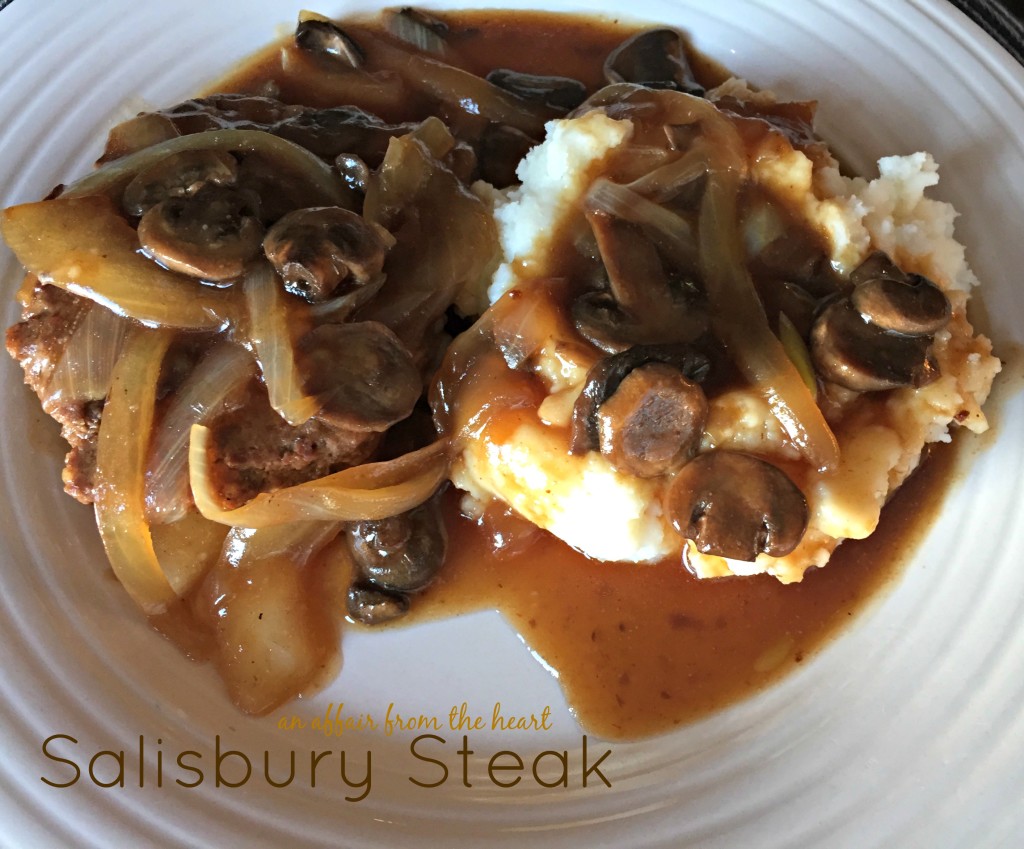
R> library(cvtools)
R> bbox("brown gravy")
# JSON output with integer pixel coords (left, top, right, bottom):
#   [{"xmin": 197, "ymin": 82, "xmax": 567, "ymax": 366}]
[{"xmin": 200, "ymin": 10, "xmax": 958, "ymax": 739}]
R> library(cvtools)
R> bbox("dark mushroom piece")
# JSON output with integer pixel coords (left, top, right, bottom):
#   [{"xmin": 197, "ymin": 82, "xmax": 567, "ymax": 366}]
[
  {"xmin": 851, "ymin": 273, "xmax": 950, "ymax": 336},
  {"xmin": 603, "ymin": 29, "xmax": 705, "ymax": 96},
  {"xmin": 347, "ymin": 582, "xmax": 410, "ymax": 625},
  {"xmin": 136, "ymin": 183, "xmax": 263, "ymax": 281},
  {"xmin": 335, "ymin": 154, "xmax": 371, "ymax": 194},
  {"xmin": 809, "ymin": 300, "xmax": 939, "ymax": 392},
  {"xmin": 486, "ymin": 69, "xmax": 588, "ymax": 111},
  {"xmin": 273, "ymin": 106, "xmax": 417, "ymax": 166},
  {"xmin": 263, "ymin": 206, "xmax": 392, "ymax": 302},
  {"xmin": 347, "ymin": 495, "xmax": 447, "ymax": 592},
  {"xmin": 295, "ymin": 17, "xmax": 364, "ymax": 68},
  {"xmin": 476, "ymin": 123, "xmax": 535, "ymax": 188},
  {"xmin": 596, "ymin": 362, "xmax": 709, "ymax": 478},
  {"xmin": 122, "ymin": 150, "xmax": 238, "ymax": 217},
  {"xmin": 294, "ymin": 321, "xmax": 421, "ymax": 432},
  {"xmin": 664, "ymin": 451, "xmax": 809, "ymax": 561},
  {"xmin": 849, "ymin": 249, "xmax": 905, "ymax": 286},
  {"xmin": 570, "ymin": 343, "xmax": 710, "ymax": 456},
  {"xmin": 573, "ymin": 211, "xmax": 708, "ymax": 353}
]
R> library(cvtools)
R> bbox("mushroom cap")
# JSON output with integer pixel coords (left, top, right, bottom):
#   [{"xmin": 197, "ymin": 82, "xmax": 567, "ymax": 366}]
[
  {"xmin": 346, "ymin": 582, "xmax": 410, "ymax": 625},
  {"xmin": 294, "ymin": 321, "xmax": 420, "ymax": 432},
  {"xmin": 486, "ymin": 68, "xmax": 588, "ymax": 111},
  {"xmin": 810, "ymin": 300, "xmax": 939, "ymax": 392},
  {"xmin": 664, "ymin": 451, "xmax": 809, "ymax": 561},
  {"xmin": 136, "ymin": 183, "xmax": 263, "ymax": 281},
  {"xmin": 347, "ymin": 496, "xmax": 447, "ymax": 592},
  {"xmin": 570, "ymin": 343, "xmax": 710, "ymax": 455},
  {"xmin": 295, "ymin": 18, "xmax": 364, "ymax": 68},
  {"xmin": 122, "ymin": 149, "xmax": 237, "ymax": 217},
  {"xmin": 596, "ymin": 362, "xmax": 708, "ymax": 478},
  {"xmin": 851, "ymin": 273, "xmax": 951, "ymax": 336},
  {"xmin": 263, "ymin": 206, "xmax": 392, "ymax": 303},
  {"xmin": 603, "ymin": 28, "xmax": 705, "ymax": 96}
]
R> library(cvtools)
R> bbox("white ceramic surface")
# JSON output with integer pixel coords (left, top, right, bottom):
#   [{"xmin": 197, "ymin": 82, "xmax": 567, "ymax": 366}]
[{"xmin": 1, "ymin": 0, "xmax": 1022, "ymax": 846}]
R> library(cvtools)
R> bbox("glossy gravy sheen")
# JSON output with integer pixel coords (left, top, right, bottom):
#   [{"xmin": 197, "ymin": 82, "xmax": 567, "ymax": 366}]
[{"xmin": 215, "ymin": 10, "xmax": 958, "ymax": 739}]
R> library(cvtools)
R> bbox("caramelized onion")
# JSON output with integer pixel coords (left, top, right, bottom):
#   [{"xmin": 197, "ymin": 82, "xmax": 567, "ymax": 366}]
[
  {"xmin": 46, "ymin": 302, "xmax": 127, "ymax": 402},
  {"xmin": 64, "ymin": 128, "xmax": 351, "ymax": 208},
  {"xmin": 243, "ymin": 262, "xmax": 321, "ymax": 425},
  {"xmin": 146, "ymin": 342, "xmax": 256, "ymax": 523},
  {"xmin": 1, "ymin": 196, "xmax": 235, "ymax": 329},
  {"xmin": 94, "ymin": 325, "xmax": 178, "ymax": 613},
  {"xmin": 189, "ymin": 428, "xmax": 449, "ymax": 526}
]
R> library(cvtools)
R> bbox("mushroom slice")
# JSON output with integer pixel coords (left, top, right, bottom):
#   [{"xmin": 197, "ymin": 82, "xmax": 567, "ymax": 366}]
[
  {"xmin": 347, "ymin": 494, "xmax": 447, "ymax": 592},
  {"xmin": 122, "ymin": 150, "xmax": 238, "ymax": 217},
  {"xmin": 851, "ymin": 273, "xmax": 950, "ymax": 336},
  {"xmin": 603, "ymin": 29, "xmax": 705, "ymax": 96},
  {"xmin": 294, "ymin": 16, "xmax": 364, "ymax": 68},
  {"xmin": 849, "ymin": 249, "xmax": 905, "ymax": 286},
  {"xmin": 570, "ymin": 343, "xmax": 710, "ymax": 455},
  {"xmin": 335, "ymin": 154, "xmax": 371, "ymax": 194},
  {"xmin": 809, "ymin": 300, "xmax": 939, "ymax": 392},
  {"xmin": 137, "ymin": 184, "xmax": 263, "ymax": 281},
  {"xmin": 294, "ymin": 321, "xmax": 420, "ymax": 432},
  {"xmin": 347, "ymin": 582, "xmax": 410, "ymax": 625},
  {"xmin": 263, "ymin": 206, "xmax": 393, "ymax": 303},
  {"xmin": 597, "ymin": 362, "xmax": 708, "ymax": 478},
  {"xmin": 664, "ymin": 451, "xmax": 808, "ymax": 561},
  {"xmin": 486, "ymin": 69, "xmax": 588, "ymax": 111},
  {"xmin": 575, "ymin": 211, "xmax": 707, "ymax": 353}
]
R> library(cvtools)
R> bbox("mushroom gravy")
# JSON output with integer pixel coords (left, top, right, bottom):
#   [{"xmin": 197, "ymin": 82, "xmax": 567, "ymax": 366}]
[{"xmin": 2, "ymin": 9, "xmax": 992, "ymax": 736}]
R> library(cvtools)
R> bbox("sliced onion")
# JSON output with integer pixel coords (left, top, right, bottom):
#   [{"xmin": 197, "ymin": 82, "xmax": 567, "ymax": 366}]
[
  {"xmin": 94, "ymin": 325, "xmax": 178, "ymax": 613},
  {"xmin": 46, "ymin": 301, "xmax": 127, "ymax": 402},
  {"xmin": 306, "ymin": 273, "xmax": 385, "ymax": 322},
  {"xmin": 146, "ymin": 341, "xmax": 256, "ymax": 523},
  {"xmin": 585, "ymin": 178, "xmax": 697, "ymax": 269},
  {"xmin": 778, "ymin": 311, "xmax": 818, "ymax": 399},
  {"xmin": 189, "ymin": 427, "xmax": 449, "ymax": 526},
  {"xmin": 64, "ymin": 128, "xmax": 350, "ymax": 208},
  {"xmin": 1, "ymin": 195, "xmax": 235, "ymax": 329},
  {"xmin": 626, "ymin": 143, "xmax": 709, "ymax": 203},
  {"xmin": 243, "ymin": 262, "xmax": 321, "ymax": 425}
]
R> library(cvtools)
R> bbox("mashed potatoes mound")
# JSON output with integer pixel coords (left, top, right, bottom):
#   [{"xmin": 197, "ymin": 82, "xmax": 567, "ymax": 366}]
[{"xmin": 452, "ymin": 83, "xmax": 1000, "ymax": 583}]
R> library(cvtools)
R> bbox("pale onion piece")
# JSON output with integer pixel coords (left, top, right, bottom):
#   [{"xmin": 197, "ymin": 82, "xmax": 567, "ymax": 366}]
[
  {"xmin": 208, "ymin": 521, "xmax": 340, "ymax": 715},
  {"xmin": 46, "ymin": 301, "xmax": 128, "ymax": 402},
  {"xmin": 64, "ymin": 128, "xmax": 350, "ymax": 208},
  {"xmin": 189, "ymin": 426, "xmax": 450, "ymax": 526},
  {"xmin": 584, "ymin": 178, "xmax": 697, "ymax": 269},
  {"xmin": 94, "ymin": 325, "xmax": 178, "ymax": 614},
  {"xmin": 146, "ymin": 341, "xmax": 256, "ymax": 523},
  {"xmin": 150, "ymin": 511, "xmax": 229, "ymax": 597},
  {"xmin": 778, "ymin": 311, "xmax": 818, "ymax": 399},
  {"xmin": 242, "ymin": 262, "xmax": 321, "ymax": 425},
  {"xmin": 1, "ymin": 196, "xmax": 234, "ymax": 329}
]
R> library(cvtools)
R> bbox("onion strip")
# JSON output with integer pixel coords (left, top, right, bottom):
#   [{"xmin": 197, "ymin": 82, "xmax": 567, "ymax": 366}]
[
  {"xmin": 146, "ymin": 342, "xmax": 256, "ymax": 523},
  {"xmin": 243, "ymin": 262, "xmax": 321, "ymax": 425},
  {"xmin": 189, "ymin": 427, "xmax": 450, "ymax": 526},
  {"xmin": 46, "ymin": 301, "xmax": 128, "ymax": 402},
  {"xmin": 1, "ymin": 195, "xmax": 235, "ymax": 329},
  {"xmin": 94, "ymin": 325, "xmax": 178, "ymax": 614},
  {"xmin": 64, "ymin": 128, "xmax": 350, "ymax": 207}
]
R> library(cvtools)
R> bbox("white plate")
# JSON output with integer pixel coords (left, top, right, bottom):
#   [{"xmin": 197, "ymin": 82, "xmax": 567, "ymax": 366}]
[{"xmin": 2, "ymin": 0, "xmax": 1022, "ymax": 846}]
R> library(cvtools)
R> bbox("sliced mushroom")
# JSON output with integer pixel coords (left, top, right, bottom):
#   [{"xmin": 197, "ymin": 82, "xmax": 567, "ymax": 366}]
[
  {"xmin": 294, "ymin": 321, "xmax": 420, "ymax": 432},
  {"xmin": 136, "ymin": 184, "xmax": 263, "ymax": 281},
  {"xmin": 573, "ymin": 211, "xmax": 707, "ymax": 353},
  {"xmin": 346, "ymin": 582, "xmax": 410, "ymax": 625},
  {"xmin": 570, "ymin": 343, "xmax": 710, "ymax": 455},
  {"xmin": 387, "ymin": 7, "xmax": 449, "ymax": 54},
  {"xmin": 851, "ymin": 273, "xmax": 950, "ymax": 336},
  {"xmin": 603, "ymin": 29, "xmax": 704, "ymax": 96},
  {"xmin": 263, "ymin": 206, "xmax": 392, "ymax": 302},
  {"xmin": 809, "ymin": 300, "xmax": 939, "ymax": 392},
  {"xmin": 347, "ymin": 495, "xmax": 447, "ymax": 592},
  {"xmin": 476, "ymin": 123, "xmax": 534, "ymax": 188},
  {"xmin": 273, "ymin": 106, "xmax": 417, "ymax": 166},
  {"xmin": 664, "ymin": 451, "xmax": 808, "ymax": 560},
  {"xmin": 596, "ymin": 362, "xmax": 708, "ymax": 477},
  {"xmin": 849, "ymin": 250, "xmax": 904, "ymax": 286},
  {"xmin": 123, "ymin": 150, "xmax": 238, "ymax": 217},
  {"xmin": 486, "ymin": 69, "xmax": 588, "ymax": 111},
  {"xmin": 295, "ymin": 17, "xmax": 364, "ymax": 68}
]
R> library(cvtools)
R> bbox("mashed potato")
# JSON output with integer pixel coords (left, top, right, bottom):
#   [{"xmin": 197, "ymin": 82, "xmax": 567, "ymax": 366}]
[{"xmin": 452, "ymin": 81, "xmax": 1000, "ymax": 583}]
